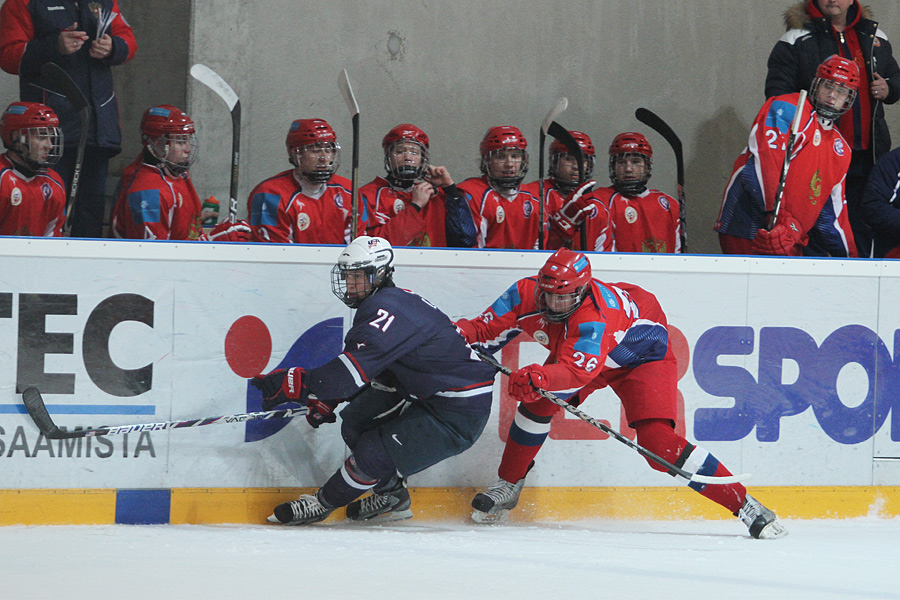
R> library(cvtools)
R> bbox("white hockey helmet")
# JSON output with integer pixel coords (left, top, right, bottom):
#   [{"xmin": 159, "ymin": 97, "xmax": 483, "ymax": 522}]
[{"xmin": 331, "ymin": 236, "xmax": 395, "ymax": 308}]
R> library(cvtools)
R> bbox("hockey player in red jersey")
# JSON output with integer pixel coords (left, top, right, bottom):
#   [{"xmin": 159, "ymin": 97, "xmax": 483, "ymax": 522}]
[
  {"xmin": 361, "ymin": 124, "xmax": 476, "ymax": 247},
  {"xmin": 248, "ymin": 118, "xmax": 364, "ymax": 244},
  {"xmin": 716, "ymin": 55, "xmax": 858, "ymax": 256},
  {"xmin": 111, "ymin": 105, "xmax": 250, "ymax": 242},
  {"xmin": 0, "ymin": 102, "xmax": 65, "ymax": 237},
  {"xmin": 542, "ymin": 131, "xmax": 613, "ymax": 251},
  {"xmin": 458, "ymin": 126, "xmax": 542, "ymax": 249},
  {"xmin": 552, "ymin": 132, "xmax": 679, "ymax": 253},
  {"xmin": 456, "ymin": 248, "xmax": 787, "ymax": 539}
]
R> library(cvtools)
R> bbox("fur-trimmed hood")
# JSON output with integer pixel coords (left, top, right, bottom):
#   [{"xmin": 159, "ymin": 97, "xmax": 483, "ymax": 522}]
[{"xmin": 784, "ymin": 1, "xmax": 873, "ymax": 30}]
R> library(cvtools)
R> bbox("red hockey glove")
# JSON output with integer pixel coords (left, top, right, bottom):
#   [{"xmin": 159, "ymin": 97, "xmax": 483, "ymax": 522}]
[
  {"xmin": 205, "ymin": 219, "xmax": 252, "ymax": 242},
  {"xmin": 250, "ymin": 367, "xmax": 308, "ymax": 410},
  {"xmin": 305, "ymin": 395, "xmax": 339, "ymax": 428},
  {"xmin": 508, "ymin": 365, "xmax": 550, "ymax": 404},
  {"xmin": 557, "ymin": 180, "xmax": 596, "ymax": 227},
  {"xmin": 751, "ymin": 212, "xmax": 803, "ymax": 255}
]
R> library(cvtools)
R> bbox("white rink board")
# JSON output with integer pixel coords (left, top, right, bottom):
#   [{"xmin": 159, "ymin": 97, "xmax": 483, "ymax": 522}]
[{"xmin": 0, "ymin": 237, "xmax": 899, "ymax": 489}]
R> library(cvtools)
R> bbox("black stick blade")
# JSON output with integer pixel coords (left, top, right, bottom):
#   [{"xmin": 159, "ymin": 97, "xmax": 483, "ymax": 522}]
[{"xmin": 22, "ymin": 387, "xmax": 61, "ymax": 438}]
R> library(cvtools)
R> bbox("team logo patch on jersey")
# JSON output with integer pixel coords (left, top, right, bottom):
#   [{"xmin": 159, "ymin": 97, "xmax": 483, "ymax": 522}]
[
  {"xmin": 833, "ymin": 138, "xmax": 846, "ymax": 156},
  {"xmin": 624, "ymin": 206, "xmax": 638, "ymax": 224},
  {"xmin": 10, "ymin": 187, "xmax": 22, "ymax": 206},
  {"xmin": 393, "ymin": 199, "xmax": 405, "ymax": 214},
  {"xmin": 533, "ymin": 330, "xmax": 550, "ymax": 346},
  {"xmin": 297, "ymin": 212, "xmax": 311, "ymax": 231},
  {"xmin": 809, "ymin": 170, "xmax": 822, "ymax": 204},
  {"xmin": 496, "ymin": 206, "xmax": 506, "ymax": 224},
  {"xmin": 813, "ymin": 129, "xmax": 822, "ymax": 147},
  {"xmin": 523, "ymin": 200, "xmax": 533, "ymax": 217},
  {"xmin": 658, "ymin": 196, "xmax": 670, "ymax": 211},
  {"xmin": 334, "ymin": 192, "xmax": 344, "ymax": 209}
]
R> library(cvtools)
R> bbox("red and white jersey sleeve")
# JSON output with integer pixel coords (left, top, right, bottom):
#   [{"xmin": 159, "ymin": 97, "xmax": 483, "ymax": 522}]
[
  {"xmin": 248, "ymin": 171, "xmax": 365, "ymax": 244},
  {"xmin": 361, "ymin": 176, "xmax": 449, "ymax": 246},
  {"xmin": 110, "ymin": 156, "xmax": 203, "ymax": 240},
  {"xmin": 608, "ymin": 188, "xmax": 681, "ymax": 253},
  {"xmin": 546, "ymin": 184, "xmax": 613, "ymax": 252},
  {"xmin": 458, "ymin": 176, "xmax": 540, "ymax": 249},
  {"xmin": 0, "ymin": 154, "xmax": 65, "ymax": 237}
]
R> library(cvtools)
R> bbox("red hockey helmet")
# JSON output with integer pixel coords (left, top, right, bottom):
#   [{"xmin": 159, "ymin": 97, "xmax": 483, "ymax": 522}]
[
  {"xmin": 534, "ymin": 248, "xmax": 593, "ymax": 322},
  {"xmin": 140, "ymin": 105, "xmax": 198, "ymax": 175},
  {"xmin": 810, "ymin": 55, "xmax": 859, "ymax": 121},
  {"xmin": 549, "ymin": 130, "xmax": 595, "ymax": 193},
  {"xmin": 608, "ymin": 132, "xmax": 653, "ymax": 196},
  {"xmin": 480, "ymin": 126, "xmax": 529, "ymax": 191},
  {"xmin": 0, "ymin": 102, "xmax": 63, "ymax": 171},
  {"xmin": 382, "ymin": 123, "xmax": 430, "ymax": 183},
  {"xmin": 286, "ymin": 118, "xmax": 341, "ymax": 183}
]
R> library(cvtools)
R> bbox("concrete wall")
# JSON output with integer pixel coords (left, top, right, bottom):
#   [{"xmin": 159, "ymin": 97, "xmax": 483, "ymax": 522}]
[{"xmin": 1, "ymin": 0, "xmax": 899, "ymax": 252}]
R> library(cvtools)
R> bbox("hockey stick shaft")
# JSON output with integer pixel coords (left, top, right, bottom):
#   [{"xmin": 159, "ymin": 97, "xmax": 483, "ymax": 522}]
[
  {"xmin": 538, "ymin": 98, "xmax": 569, "ymax": 250},
  {"xmin": 767, "ymin": 90, "xmax": 808, "ymax": 231},
  {"xmin": 338, "ymin": 69, "xmax": 361, "ymax": 239},
  {"xmin": 190, "ymin": 64, "xmax": 240, "ymax": 222},
  {"xmin": 635, "ymin": 108, "xmax": 686, "ymax": 252},
  {"xmin": 21, "ymin": 386, "xmax": 307, "ymax": 440},
  {"xmin": 545, "ymin": 121, "xmax": 588, "ymax": 249},
  {"xmin": 41, "ymin": 63, "xmax": 90, "ymax": 236},
  {"xmin": 473, "ymin": 348, "xmax": 747, "ymax": 485}
]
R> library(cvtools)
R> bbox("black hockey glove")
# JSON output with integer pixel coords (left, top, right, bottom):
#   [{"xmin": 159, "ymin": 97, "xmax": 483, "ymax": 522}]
[
  {"xmin": 250, "ymin": 367, "xmax": 308, "ymax": 410},
  {"xmin": 306, "ymin": 396, "xmax": 340, "ymax": 429}
]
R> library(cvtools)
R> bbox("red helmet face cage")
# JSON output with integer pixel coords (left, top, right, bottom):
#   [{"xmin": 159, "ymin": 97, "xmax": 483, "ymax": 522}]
[
  {"xmin": 535, "ymin": 248, "xmax": 593, "ymax": 322},
  {"xmin": 287, "ymin": 119, "xmax": 341, "ymax": 183},
  {"xmin": 608, "ymin": 132, "xmax": 652, "ymax": 195},
  {"xmin": 141, "ymin": 105, "xmax": 198, "ymax": 174},
  {"xmin": 810, "ymin": 55, "xmax": 860, "ymax": 121},
  {"xmin": 480, "ymin": 126, "xmax": 529, "ymax": 191},
  {"xmin": 382, "ymin": 124, "xmax": 430, "ymax": 183},
  {"xmin": 0, "ymin": 102, "xmax": 63, "ymax": 171},
  {"xmin": 549, "ymin": 131, "xmax": 596, "ymax": 192}
]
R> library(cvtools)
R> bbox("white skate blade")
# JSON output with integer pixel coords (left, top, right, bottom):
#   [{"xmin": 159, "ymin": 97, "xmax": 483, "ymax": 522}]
[
  {"xmin": 348, "ymin": 508, "xmax": 413, "ymax": 524},
  {"xmin": 471, "ymin": 508, "xmax": 509, "ymax": 525},
  {"xmin": 757, "ymin": 519, "xmax": 789, "ymax": 539}
]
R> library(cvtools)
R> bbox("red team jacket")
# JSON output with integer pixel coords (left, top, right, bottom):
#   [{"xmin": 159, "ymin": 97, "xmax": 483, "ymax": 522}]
[
  {"xmin": 361, "ymin": 176, "xmax": 452, "ymax": 247},
  {"xmin": 110, "ymin": 156, "xmax": 203, "ymax": 240},
  {"xmin": 247, "ymin": 170, "xmax": 364, "ymax": 244},
  {"xmin": 604, "ymin": 187, "xmax": 681, "ymax": 253},
  {"xmin": 0, "ymin": 153, "xmax": 65, "ymax": 236},
  {"xmin": 459, "ymin": 176, "xmax": 541, "ymax": 249},
  {"xmin": 715, "ymin": 92, "xmax": 856, "ymax": 256},
  {"xmin": 545, "ymin": 183, "xmax": 614, "ymax": 252}
]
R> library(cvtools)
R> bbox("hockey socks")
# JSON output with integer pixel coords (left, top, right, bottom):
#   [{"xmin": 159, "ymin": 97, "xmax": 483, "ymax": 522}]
[{"xmin": 498, "ymin": 403, "xmax": 552, "ymax": 483}]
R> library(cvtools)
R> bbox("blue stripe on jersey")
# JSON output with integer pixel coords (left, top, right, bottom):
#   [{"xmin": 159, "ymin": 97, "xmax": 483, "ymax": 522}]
[
  {"xmin": 596, "ymin": 284, "xmax": 619, "ymax": 309},
  {"xmin": 574, "ymin": 321, "xmax": 606, "ymax": 356},
  {"xmin": 489, "ymin": 283, "xmax": 521, "ymax": 317},
  {"xmin": 251, "ymin": 193, "xmax": 281, "ymax": 226},
  {"xmin": 765, "ymin": 100, "xmax": 797, "ymax": 135},
  {"xmin": 127, "ymin": 189, "xmax": 161, "ymax": 224}
]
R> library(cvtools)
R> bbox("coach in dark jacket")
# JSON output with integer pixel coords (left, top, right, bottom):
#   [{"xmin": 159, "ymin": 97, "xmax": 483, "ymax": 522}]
[
  {"xmin": 765, "ymin": 0, "xmax": 899, "ymax": 257},
  {"xmin": 860, "ymin": 146, "xmax": 900, "ymax": 258},
  {"xmin": 0, "ymin": 0, "xmax": 137, "ymax": 238}
]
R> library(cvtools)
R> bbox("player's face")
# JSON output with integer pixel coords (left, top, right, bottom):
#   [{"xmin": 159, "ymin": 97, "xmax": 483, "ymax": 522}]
[
  {"xmin": 388, "ymin": 141, "xmax": 424, "ymax": 170},
  {"xmin": 165, "ymin": 134, "xmax": 193, "ymax": 166},
  {"xmin": 553, "ymin": 153, "xmax": 580, "ymax": 184},
  {"xmin": 26, "ymin": 130, "xmax": 53, "ymax": 162},
  {"xmin": 298, "ymin": 142, "xmax": 337, "ymax": 173},
  {"xmin": 488, "ymin": 149, "xmax": 526, "ymax": 179},
  {"xmin": 614, "ymin": 154, "xmax": 648, "ymax": 182},
  {"xmin": 343, "ymin": 269, "xmax": 373, "ymax": 302},
  {"xmin": 815, "ymin": 80, "xmax": 853, "ymax": 112}
]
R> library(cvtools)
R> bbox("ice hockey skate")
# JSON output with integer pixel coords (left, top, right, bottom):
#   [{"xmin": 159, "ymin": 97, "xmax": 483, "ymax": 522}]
[
  {"xmin": 267, "ymin": 493, "xmax": 333, "ymax": 525},
  {"xmin": 346, "ymin": 478, "xmax": 412, "ymax": 523},
  {"xmin": 737, "ymin": 494, "xmax": 788, "ymax": 539},
  {"xmin": 471, "ymin": 476, "xmax": 527, "ymax": 524}
]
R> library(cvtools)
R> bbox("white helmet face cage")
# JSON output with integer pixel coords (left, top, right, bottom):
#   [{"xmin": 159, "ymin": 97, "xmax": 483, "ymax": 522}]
[
  {"xmin": 148, "ymin": 132, "xmax": 199, "ymax": 175},
  {"xmin": 550, "ymin": 152, "xmax": 594, "ymax": 193},
  {"xmin": 810, "ymin": 77, "xmax": 857, "ymax": 122},
  {"xmin": 294, "ymin": 141, "xmax": 342, "ymax": 183},
  {"xmin": 481, "ymin": 148, "xmax": 529, "ymax": 192},
  {"xmin": 331, "ymin": 236, "xmax": 395, "ymax": 307},
  {"xmin": 14, "ymin": 126, "xmax": 63, "ymax": 171},
  {"xmin": 384, "ymin": 140, "xmax": 429, "ymax": 184}
]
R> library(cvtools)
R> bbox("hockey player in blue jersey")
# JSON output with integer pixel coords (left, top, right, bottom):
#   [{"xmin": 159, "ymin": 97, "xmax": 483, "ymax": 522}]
[{"xmin": 251, "ymin": 236, "xmax": 496, "ymax": 525}]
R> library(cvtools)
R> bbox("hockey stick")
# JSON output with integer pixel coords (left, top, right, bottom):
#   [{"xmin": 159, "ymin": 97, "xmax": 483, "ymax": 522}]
[
  {"xmin": 338, "ymin": 69, "xmax": 361, "ymax": 239},
  {"xmin": 190, "ymin": 64, "xmax": 241, "ymax": 222},
  {"xmin": 473, "ymin": 347, "xmax": 747, "ymax": 485},
  {"xmin": 766, "ymin": 90, "xmax": 808, "ymax": 231},
  {"xmin": 538, "ymin": 98, "xmax": 569, "ymax": 250},
  {"xmin": 40, "ymin": 62, "xmax": 89, "ymax": 236},
  {"xmin": 635, "ymin": 108, "xmax": 686, "ymax": 252},
  {"xmin": 21, "ymin": 386, "xmax": 307, "ymax": 440},
  {"xmin": 545, "ymin": 122, "xmax": 588, "ymax": 249}
]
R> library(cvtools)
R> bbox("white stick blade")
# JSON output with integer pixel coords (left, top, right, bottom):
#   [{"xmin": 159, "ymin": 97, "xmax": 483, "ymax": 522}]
[
  {"xmin": 190, "ymin": 64, "xmax": 239, "ymax": 111},
  {"xmin": 541, "ymin": 97, "xmax": 569, "ymax": 134},
  {"xmin": 338, "ymin": 69, "xmax": 360, "ymax": 116}
]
